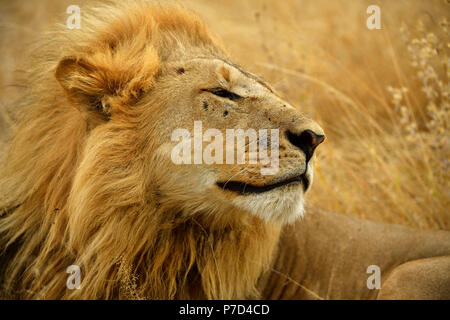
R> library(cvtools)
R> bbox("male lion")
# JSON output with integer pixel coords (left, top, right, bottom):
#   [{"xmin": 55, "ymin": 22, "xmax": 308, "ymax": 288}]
[{"xmin": 0, "ymin": 1, "xmax": 449, "ymax": 300}]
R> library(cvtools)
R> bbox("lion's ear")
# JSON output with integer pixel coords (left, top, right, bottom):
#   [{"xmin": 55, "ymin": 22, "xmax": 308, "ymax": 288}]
[
  {"xmin": 55, "ymin": 49, "xmax": 159, "ymax": 118},
  {"xmin": 55, "ymin": 57, "xmax": 112, "ymax": 117}
]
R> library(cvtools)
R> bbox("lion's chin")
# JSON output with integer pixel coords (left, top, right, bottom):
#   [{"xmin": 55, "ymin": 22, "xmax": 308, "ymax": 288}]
[
  {"xmin": 231, "ymin": 186, "xmax": 306, "ymax": 225},
  {"xmin": 223, "ymin": 168, "xmax": 313, "ymax": 225}
]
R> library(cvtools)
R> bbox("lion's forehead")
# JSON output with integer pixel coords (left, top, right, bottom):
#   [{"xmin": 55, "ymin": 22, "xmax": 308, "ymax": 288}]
[
  {"xmin": 184, "ymin": 57, "xmax": 275, "ymax": 98},
  {"xmin": 216, "ymin": 60, "xmax": 274, "ymax": 96}
]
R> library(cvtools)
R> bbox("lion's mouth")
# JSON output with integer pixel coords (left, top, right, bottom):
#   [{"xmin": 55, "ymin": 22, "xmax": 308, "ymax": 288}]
[{"xmin": 217, "ymin": 174, "xmax": 309, "ymax": 195}]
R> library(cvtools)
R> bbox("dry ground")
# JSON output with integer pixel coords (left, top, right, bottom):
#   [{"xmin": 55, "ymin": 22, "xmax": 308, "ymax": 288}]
[{"xmin": 0, "ymin": 0, "xmax": 449, "ymax": 229}]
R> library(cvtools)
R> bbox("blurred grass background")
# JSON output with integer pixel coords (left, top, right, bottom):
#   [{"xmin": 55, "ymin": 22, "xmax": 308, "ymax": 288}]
[{"xmin": 0, "ymin": 0, "xmax": 448, "ymax": 229}]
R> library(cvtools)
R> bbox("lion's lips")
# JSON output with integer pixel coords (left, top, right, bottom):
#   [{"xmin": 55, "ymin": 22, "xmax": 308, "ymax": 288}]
[{"xmin": 217, "ymin": 174, "xmax": 309, "ymax": 195}]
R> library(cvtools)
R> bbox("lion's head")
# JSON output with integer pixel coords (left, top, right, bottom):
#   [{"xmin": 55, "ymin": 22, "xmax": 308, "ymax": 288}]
[
  {"xmin": 0, "ymin": 1, "xmax": 324, "ymax": 299},
  {"xmin": 144, "ymin": 57, "xmax": 325, "ymax": 226}
]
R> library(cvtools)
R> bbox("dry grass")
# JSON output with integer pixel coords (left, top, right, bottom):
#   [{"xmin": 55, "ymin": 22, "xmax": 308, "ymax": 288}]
[{"xmin": 0, "ymin": 0, "xmax": 448, "ymax": 229}]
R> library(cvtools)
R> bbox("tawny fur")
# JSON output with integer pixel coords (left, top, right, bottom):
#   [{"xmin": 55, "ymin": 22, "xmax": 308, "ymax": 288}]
[{"xmin": 0, "ymin": 1, "xmax": 280, "ymax": 299}]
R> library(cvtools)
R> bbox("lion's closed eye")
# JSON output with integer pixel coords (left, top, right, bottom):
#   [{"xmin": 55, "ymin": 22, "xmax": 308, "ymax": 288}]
[{"xmin": 202, "ymin": 88, "xmax": 243, "ymax": 101}]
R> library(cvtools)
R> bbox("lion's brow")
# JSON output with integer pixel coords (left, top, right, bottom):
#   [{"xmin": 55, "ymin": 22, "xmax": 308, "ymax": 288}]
[
  {"xmin": 192, "ymin": 56, "xmax": 275, "ymax": 93},
  {"xmin": 223, "ymin": 60, "xmax": 275, "ymax": 93}
]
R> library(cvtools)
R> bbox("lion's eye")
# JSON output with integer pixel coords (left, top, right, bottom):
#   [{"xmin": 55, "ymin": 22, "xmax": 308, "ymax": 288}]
[{"xmin": 203, "ymin": 88, "xmax": 242, "ymax": 101}]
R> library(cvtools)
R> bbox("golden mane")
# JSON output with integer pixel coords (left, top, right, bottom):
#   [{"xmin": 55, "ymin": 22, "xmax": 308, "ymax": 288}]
[{"xmin": 0, "ymin": 1, "xmax": 280, "ymax": 299}]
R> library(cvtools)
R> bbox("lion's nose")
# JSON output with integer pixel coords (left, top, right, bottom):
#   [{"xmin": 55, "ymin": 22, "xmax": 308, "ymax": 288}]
[{"xmin": 286, "ymin": 129, "xmax": 325, "ymax": 162}]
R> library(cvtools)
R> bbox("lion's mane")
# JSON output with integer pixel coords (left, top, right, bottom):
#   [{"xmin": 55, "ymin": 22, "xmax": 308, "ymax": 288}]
[{"xmin": 0, "ymin": 1, "xmax": 280, "ymax": 299}]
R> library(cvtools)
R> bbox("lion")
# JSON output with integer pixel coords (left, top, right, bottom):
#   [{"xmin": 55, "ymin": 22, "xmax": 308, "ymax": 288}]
[{"xmin": 0, "ymin": 1, "xmax": 449, "ymax": 300}]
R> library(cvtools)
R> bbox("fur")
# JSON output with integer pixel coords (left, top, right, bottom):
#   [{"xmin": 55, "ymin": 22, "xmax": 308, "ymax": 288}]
[{"xmin": 0, "ymin": 1, "xmax": 285, "ymax": 299}]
